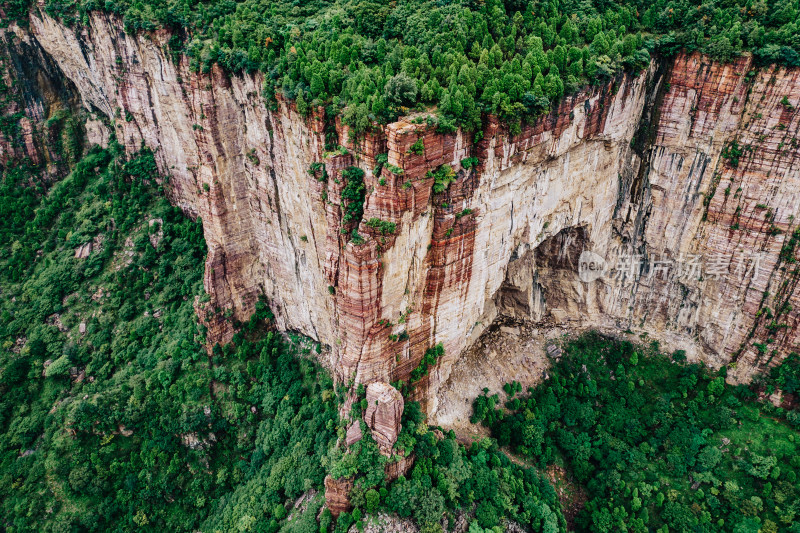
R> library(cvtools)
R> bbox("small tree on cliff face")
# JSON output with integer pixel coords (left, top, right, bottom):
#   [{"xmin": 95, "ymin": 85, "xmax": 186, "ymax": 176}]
[
  {"xmin": 410, "ymin": 343, "xmax": 444, "ymax": 382},
  {"xmin": 343, "ymin": 103, "xmax": 371, "ymax": 141},
  {"xmin": 429, "ymin": 165, "xmax": 456, "ymax": 194},
  {"xmin": 340, "ymin": 166, "xmax": 366, "ymax": 226}
]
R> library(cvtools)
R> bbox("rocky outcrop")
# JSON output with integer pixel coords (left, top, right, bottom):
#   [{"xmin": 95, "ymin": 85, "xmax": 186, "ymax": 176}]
[
  {"xmin": 384, "ymin": 453, "xmax": 415, "ymax": 483},
  {"xmin": 364, "ymin": 382, "xmax": 404, "ymax": 453},
  {"xmin": 344, "ymin": 422, "xmax": 363, "ymax": 447},
  {"xmin": 323, "ymin": 475, "xmax": 353, "ymax": 518},
  {"xmin": 18, "ymin": 9, "xmax": 800, "ymax": 415},
  {"xmin": 354, "ymin": 512, "xmax": 420, "ymax": 533}
]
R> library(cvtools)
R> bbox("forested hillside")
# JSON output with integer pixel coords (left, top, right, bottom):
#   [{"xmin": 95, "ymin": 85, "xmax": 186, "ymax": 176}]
[
  {"xmin": 0, "ymin": 139, "xmax": 341, "ymax": 531},
  {"xmin": 472, "ymin": 333, "xmax": 800, "ymax": 532},
  {"xmin": 6, "ymin": 0, "xmax": 797, "ymax": 134}
]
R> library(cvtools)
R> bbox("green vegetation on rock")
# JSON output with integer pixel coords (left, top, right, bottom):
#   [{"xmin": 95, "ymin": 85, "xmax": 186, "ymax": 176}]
[
  {"xmin": 19, "ymin": 0, "xmax": 799, "ymax": 136},
  {"xmin": 332, "ymin": 392, "xmax": 566, "ymax": 533}
]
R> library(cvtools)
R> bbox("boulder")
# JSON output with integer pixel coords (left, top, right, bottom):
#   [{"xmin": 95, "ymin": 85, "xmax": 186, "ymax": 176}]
[
  {"xmin": 364, "ymin": 382, "xmax": 404, "ymax": 453},
  {"xmin": 324, "ymin": 475, "xmax": 353, "ymax": 518},
  {"xmin": 74, "ymin": 242, "xmax": 92, "ymax": 259},
  {"xmin": 345, "ymin": 421, "xmax": 363, "ymax": 446}
]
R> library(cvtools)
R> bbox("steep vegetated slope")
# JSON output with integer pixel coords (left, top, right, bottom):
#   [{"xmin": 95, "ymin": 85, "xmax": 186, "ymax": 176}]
[
  {"xmin": 0, "ymin": 139, "xmax": 343, "ymax": 531},
  {"xmin": 473, "ymin": 333, "xmax": 800, "ymax": 531}
]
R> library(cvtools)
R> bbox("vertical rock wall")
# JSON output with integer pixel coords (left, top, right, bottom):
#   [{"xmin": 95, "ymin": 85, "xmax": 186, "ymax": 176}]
[
  {"xmin": 27, "ymin": 11, "xmax": 339, "ymax": 349},
  {"xmin": 626, "ymin": 53, "xmax": 800, "ymax": 383},
  {"xmin": 0, "ymin": 22, "xmax": 83, "ymax": 175},
  {"xmin": 21, "ymin": 10, "xmax": 800, "ymax": 412}
]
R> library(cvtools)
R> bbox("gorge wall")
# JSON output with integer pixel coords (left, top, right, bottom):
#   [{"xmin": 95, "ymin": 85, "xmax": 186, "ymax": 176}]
[
  {"xmin": 7, "ymin": 10, "xmax": 800, "ymax": 413},
  {"xmin": 0, "ymin": 18, "xmax": 84, "ymax": 178}
]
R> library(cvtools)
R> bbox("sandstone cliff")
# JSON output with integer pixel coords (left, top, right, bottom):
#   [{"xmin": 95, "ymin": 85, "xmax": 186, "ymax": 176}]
[
  {"xmin": 12, "ymin": 10, "xmax": 800, "ymax": 415},
  {"xmin": 0, "ymin": 21, "xmax": 84, "ymax": 176}
]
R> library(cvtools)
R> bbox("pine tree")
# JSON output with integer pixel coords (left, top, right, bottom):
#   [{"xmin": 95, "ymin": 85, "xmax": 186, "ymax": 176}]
[{"xmin": 310, "ymin": 73, "xmax": 325, "ymax": 98}]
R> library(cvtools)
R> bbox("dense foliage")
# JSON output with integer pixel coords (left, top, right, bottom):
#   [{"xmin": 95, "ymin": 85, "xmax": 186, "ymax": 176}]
[
  {"xmin": 0, "ymin": 142, "xmax": 338, "ymax": 532},
  {"xmin": 328, "ymin": 395, "xmax": 566, "ymax": 533},
  {"xmin": 472, "ymin": 333, "xmax": 800, "ymax": 532},
  {"xmin": 28, "ymin": 0, "xmax": 800, "ymax": 134}
]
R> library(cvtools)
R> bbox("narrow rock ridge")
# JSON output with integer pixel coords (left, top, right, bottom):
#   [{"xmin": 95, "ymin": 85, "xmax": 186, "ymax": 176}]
[{"xmin": 20, "ymin": 10, "xmax": 800, "ymax": 413}]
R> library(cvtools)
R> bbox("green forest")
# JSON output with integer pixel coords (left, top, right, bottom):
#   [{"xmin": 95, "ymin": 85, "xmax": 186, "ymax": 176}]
[
  {"xmin": 1, "ymin": 0, "xmax": 797, "ymax": 134},
  {"xmin": 0, "ymin": 139, "xmax": 344, "ymax": 531},
  {"xmin": 472, "ymin": 333, "xmax": 800, "ymax": 532},
  {"xmin": 1, "ymin": 127, "xmax": 799, "ymax": 530}
]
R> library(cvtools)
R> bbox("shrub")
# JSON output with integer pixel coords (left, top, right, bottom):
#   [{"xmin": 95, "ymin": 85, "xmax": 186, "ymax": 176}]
[
  {"xmin": 429, "ymin": 165, "xmax": 456, "ymax": 194},
  {"xmin": 364, "ymin": 218, "xmax": 396, "ymax": 235},
  {"xmin": 410, "ymin": 343, "xmax": 444, "ymax": 382},
  {"xmin": 409, "ymin": 138, "xmax": 425, "ymax": 155}
]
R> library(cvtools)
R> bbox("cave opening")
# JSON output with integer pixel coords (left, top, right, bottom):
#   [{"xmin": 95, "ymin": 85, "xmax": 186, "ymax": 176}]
[{"xmin": 496, "ymin": 225, "xmax": 592, "ymax": 324}]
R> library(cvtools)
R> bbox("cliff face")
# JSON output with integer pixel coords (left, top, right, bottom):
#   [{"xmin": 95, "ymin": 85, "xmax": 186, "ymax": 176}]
[
  {"xmin": 623, "ymin": 54, "xmax": 800, "ymax": 384},
  {"xmin": 20, "ymin": 10, "xmax": 800, "ymax": 411},
  {"xmin": 26, "ymin": 11, "xmax": 338, "ymax": 349},
  {"xmin": 0, "ymin": 21, "xmax": 83, "ymax": 175}
]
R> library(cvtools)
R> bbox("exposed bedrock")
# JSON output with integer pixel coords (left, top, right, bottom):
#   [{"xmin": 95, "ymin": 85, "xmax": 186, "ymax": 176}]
[
  {"xmin": 20, "ymin": 9, "xmax": 800, "ymax": 415},
  {"xmin": 364, "ymin": 382, "xmax": 405, "ymax": 454},
  {"xmin": 0, "ymin": 21, "xmax": 84, "ymax": 176}
]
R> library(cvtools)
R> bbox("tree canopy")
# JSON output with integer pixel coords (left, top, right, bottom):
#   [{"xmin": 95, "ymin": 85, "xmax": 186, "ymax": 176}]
[
  {"xmin": 26, "ymin": 0, "xmax": 800, "ymax": 134},
  {"xmin": 472, "ymin": 333, "xmax": 800, "ymax": 532}
]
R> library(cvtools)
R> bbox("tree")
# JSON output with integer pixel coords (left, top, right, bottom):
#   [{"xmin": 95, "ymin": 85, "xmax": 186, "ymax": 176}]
[
  {"xmin": 310, "ymin": 73, "xmax": 325, "ymax": 98},
  {"xmin": 544, "ymin": 65, "xmax": 564, "ymax": 101},
  {"xmin": 296, "ymin": 92, "xmax": 310, "ymax": 115},
  {"xmin": 365, "ymin": 488, "xmax": 380, "ymax": 512},
  {"xmin": 708, "ymin": 376, "xmax": 725, "ymax": 397},
  {"xmin": 383, "ymin": 73, "xmax": 418, "ymax": 108},
  {"xmin": 475, "ymin": 500, "xmax": 499, "ymax": 528}
]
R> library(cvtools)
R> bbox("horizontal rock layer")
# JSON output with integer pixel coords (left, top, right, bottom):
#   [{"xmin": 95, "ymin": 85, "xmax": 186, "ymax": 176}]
[{"xmin": 16, "ymin": 10, "xmax": 800, "ymax": 414}]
